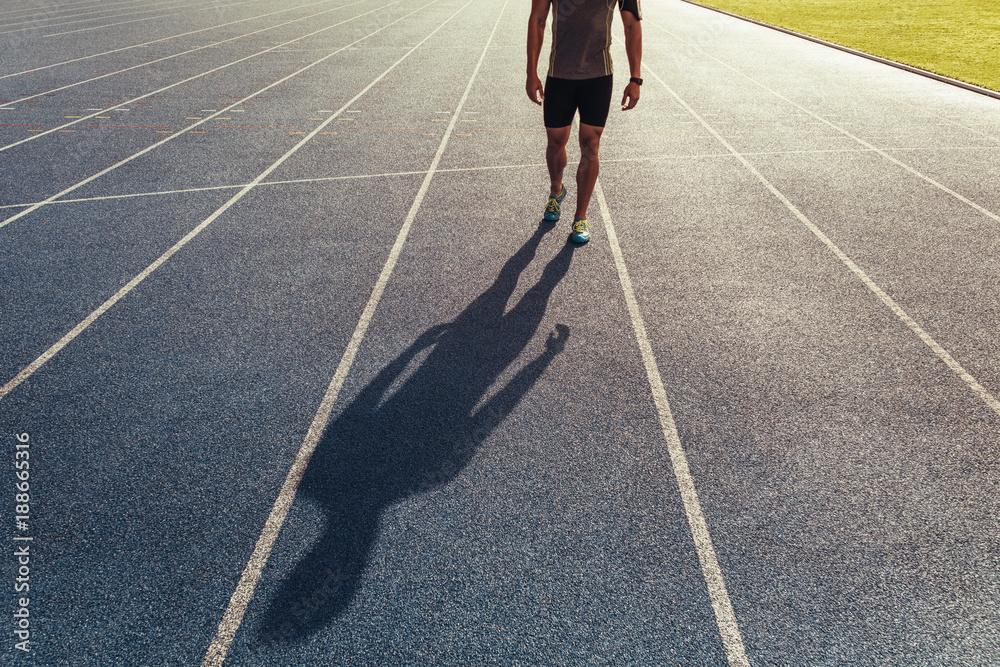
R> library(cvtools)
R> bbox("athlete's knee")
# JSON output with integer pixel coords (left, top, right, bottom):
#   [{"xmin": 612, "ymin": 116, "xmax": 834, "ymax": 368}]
[
  {"xmin": 579, "ymin": 133, "xmax": 602, "ymax": 161},
  {"xmin": 579, "ymin": 123, "xmax": 603, "ymax": 147},
  {"xmin": 546, "ymin": 128, "xmax": 571, "ymax": 149}
]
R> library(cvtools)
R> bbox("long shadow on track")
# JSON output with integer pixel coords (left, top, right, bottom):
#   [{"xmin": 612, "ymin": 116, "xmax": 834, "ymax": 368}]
[{"xmin": 260, "ymin": 220, "xmax": 576, "ymax": 643}]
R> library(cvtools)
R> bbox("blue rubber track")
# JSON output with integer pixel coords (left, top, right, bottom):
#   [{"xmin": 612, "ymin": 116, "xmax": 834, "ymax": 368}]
[{"xmin": 1, "ymin": 0, "xmax": 998, "ymax": 665}]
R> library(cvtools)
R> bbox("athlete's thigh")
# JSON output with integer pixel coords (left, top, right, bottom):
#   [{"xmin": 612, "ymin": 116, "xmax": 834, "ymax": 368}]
[
  {"xmin": 575, "ymin": 75, "xmax": 614, "ymax": 128},
  {"xmin": 543, "ymin": 76, "xmax": 579, "ymax": 129}
]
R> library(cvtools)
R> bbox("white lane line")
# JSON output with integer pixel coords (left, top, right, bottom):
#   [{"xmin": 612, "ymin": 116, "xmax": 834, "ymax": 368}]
[
  {"xmin": 0, "ymin": 0, "xmax": 351, "ymax": 80},
  {"xmin": 200, "ymin": 2, "xmax": 508, "ymax": 665},
  {"xmin": 648, "ymin": 18, "xmax": 1000, "ymax": 229},
  {"xmin": 925, "ymin": 111, "xmax": 1000, "ymax": 145},
  {"xmin": 0, "ymin": 0, "xmax": 405, "ymax": 232},
  {"xmin": 41, "ymin": 1, "xmax": 258, "ymax": 38},
  {"xmin": 0, "ymin": 0, "xmax": 445, "ymax": 403},
  {"xmin": 0, "ymin": 185, "xmax": 255, "ymax": 209},
  {"xmin": 7, "ymin": 140, "xmax": 992, "ymax": 212},
  {"xmin": 0, "ymin": 0, "xmax": 118, "ymax": 18},
  {"xmin": 0, "ymin": 0, "xmax": 196, "ymax": 32},
  {"xmin": 645, "ymin": 66, "xmax": 1000, "ymax": 419},
  {"xmin": 0, "ymin": 164, "xmax": 551, "ymax": 210},
  {"xmin": 0, "ymin": 167, "xmax": 543, "ymax": 211},
  {"xmin": 597, "ymin": 180, "xmax": 751, "ymax": 667},
  {"xmin": 0, "ymin": 172, "xmax": 431, "ymax": 209},
  {"xmin": 0, "ymin": 0, "xmax": 368, "ymax": 147},
  {"xmin": 0, "ymin": 149, "xmax": 891, "ymax": 211},
  {"xmin": 0, "ymin": 0, "xmax": 161, "ymax": 20}
]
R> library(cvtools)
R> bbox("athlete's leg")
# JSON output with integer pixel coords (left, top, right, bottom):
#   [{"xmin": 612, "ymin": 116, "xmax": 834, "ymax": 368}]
[
  {"xmin": 542, "ymin": 76, "xmax": 575, "ymax": 199},
  {"xmin": 574, "ymin": 122, "xmax": 603, "ymax": 220},
  {"xmin": 545, "ymin": 126, "xmax": 571, "ymax": 196},
  {"xmin": 572, "ymin": 75, "xmax": 613, "ymax": 222}
]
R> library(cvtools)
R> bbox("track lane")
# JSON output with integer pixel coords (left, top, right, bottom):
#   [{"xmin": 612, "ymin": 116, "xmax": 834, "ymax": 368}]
[
  {"xmin": 218, "ymin": 2, "xmax": 734, "ymax": 663},
  {"xmin": 2, "ymin": 1, "xmax": 999, "ymax": 664},
  {"xmin": 0, "ymin": 0, "xmax": 352, "ymax": 80},
  {"xmin": 600, "ymin": 2, "xmax": 1000, "ymax": 663},
  {"xmin": 641, "ymin": 2, "xmax": 1000, "ymax": 413},
  {"xmin": 0, "ymin": 0, "xmax": 378, "ymax": 150},
  {"xmin": 202, "ymin": 3, "xmax": 501, "ymax": 661},
  {"xmin": 38, "ymin": 0, "xmax": 273, "ymax": 39},
  {"xmin": 0, "ymin": 0, "xmax": 194, "ymax": 31},
  {"xmin": 0, "ymin": 0, "xmax": 500, "ymax": 664},
  {"xmin": 0, "ymin": 0, "xmax": 165, "ymax": 21},
  {"xmin": 0, "ymin": 0, "xmax": 456, "ymax": 393}
]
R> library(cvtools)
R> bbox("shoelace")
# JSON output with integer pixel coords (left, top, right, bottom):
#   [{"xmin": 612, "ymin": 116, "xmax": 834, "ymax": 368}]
[
  {"xmin": 545, "ymin": 196, "xmax": 561, "ymax": 214},
  {"xmin": 572, "ymin": 219, "xmax": 589, "ymax": 233}
]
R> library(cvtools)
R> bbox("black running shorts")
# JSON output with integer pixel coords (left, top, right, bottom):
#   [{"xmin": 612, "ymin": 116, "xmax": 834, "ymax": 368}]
[{"xmin": 543, "ymin": 75, "xmax": 614, "ymax": 129}]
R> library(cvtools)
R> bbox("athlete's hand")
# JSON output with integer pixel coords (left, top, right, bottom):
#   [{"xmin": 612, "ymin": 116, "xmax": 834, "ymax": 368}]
[
  {"xmin": 526, "ymin": 73, "xmax": 544, "ymax": 106},
  {"xmin": 621, "ymin": 82, "xmax": 640, "ymax": 110}
]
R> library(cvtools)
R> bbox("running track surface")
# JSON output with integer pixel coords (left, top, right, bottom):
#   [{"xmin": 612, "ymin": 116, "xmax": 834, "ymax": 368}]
[{"xmin": 1, "ymin": 0, "xmax": 999, "ymax": 665}]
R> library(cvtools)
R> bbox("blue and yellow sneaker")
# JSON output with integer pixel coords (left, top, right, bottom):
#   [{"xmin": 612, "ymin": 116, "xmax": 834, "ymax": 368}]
[
  {"xmin": 570, "ymin": 217, "xmax": 591, "ymax": 244},
  {"xmin": 543, "ymin": 186, "xmax": 566, "ymax": 222}
]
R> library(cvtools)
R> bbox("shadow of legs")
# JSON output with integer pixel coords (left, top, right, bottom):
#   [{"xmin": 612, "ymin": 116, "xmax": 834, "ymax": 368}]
[{"xmin": 258, "ymin": 224, "xmax": 575, "ymax": 643}]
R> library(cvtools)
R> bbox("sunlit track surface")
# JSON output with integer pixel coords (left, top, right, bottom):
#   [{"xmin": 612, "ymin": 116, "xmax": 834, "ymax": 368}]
[
  {"xmin": 0, "ymin": 0, "xmax": 360, "ymax": 80},
  {"xmin": 1, "ymin": 0, "xmax": 999, "ymax": 664}
]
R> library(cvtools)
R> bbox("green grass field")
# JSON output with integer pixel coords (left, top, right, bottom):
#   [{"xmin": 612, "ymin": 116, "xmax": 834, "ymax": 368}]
[{"xmin": 691, "ymin": 0, "xmax": 1000, "ymax": 92}]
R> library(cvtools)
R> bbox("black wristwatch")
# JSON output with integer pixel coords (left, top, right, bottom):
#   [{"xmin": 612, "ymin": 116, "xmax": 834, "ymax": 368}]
[{"xmin": 629, "ymin": 76, "xmax": 643, "ymax": 86}]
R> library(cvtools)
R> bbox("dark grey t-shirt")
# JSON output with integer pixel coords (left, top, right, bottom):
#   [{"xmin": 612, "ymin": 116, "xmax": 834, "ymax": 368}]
[{"xmin": 547, "ymin": 0, "xmax": 641, "ymax": 80}]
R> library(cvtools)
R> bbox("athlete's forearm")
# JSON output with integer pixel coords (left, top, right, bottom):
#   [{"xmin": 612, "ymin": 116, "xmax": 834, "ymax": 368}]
[
  {"xmin": 623, "ymin": 20, "xmax": 642, "ymax": 78},
  {"xmin": 525, "ymin": 1, "xmax": 549, "ymax": 104},
  {"xmin": 526, "ymin": 16, "xmax": 546, "ymax": 74}
]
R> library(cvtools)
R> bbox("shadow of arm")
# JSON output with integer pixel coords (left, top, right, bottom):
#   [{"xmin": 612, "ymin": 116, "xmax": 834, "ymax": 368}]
[
  {"xmin": 469, "ymin": 324, "xmax": 569, "ymax": 442},
  {"xmin": 347, "ymin": 323, "xmax": 451, "ymax": 413}
]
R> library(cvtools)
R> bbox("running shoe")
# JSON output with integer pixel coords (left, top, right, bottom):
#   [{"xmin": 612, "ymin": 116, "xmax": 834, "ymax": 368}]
[
  {"xmin": 570, "ymin": 217, "xmax": 591, "ymax": 244},
  {"xmin": 543, "ymin": 187, "xmax": 567, "ymax": 222}
]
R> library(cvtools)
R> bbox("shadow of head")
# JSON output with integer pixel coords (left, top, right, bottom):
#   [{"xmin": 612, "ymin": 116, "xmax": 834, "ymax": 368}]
[{"xmin": 259, "ymin": 224, "xmax": 577, "ymax": 643}]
